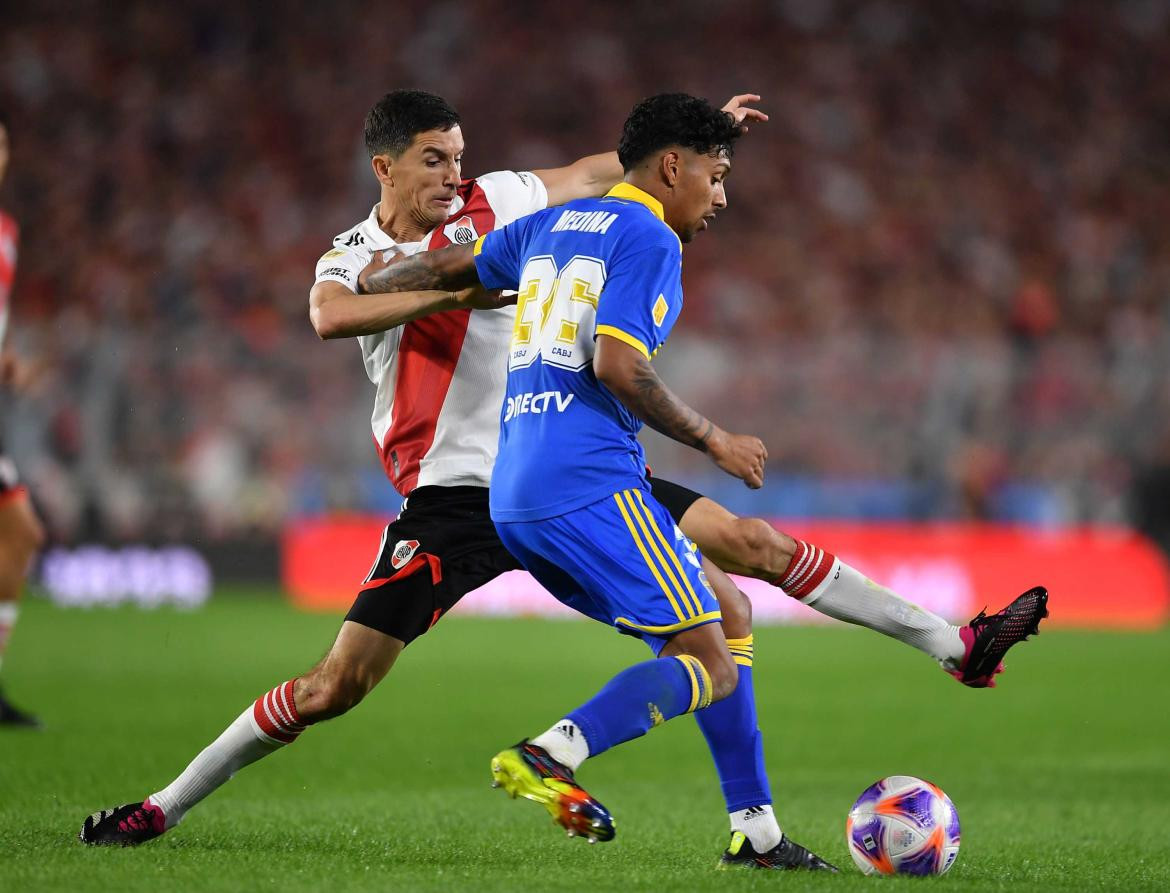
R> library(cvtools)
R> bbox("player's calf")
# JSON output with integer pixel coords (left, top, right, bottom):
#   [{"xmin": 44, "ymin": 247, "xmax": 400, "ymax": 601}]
[
  {"xmin": 708, "ymin": 561, "xmax": 752, "ymax": 640},
  {"xmin": 684, "ymin": 507, "xmax": 796, "ymax": 581},
  {"xmin": 293, "ymin": 620, "xmax": 405, "ymax": 721},
  {"xmin": 294, "ymin": 664, "xmax": 377, "ymax": 721}
]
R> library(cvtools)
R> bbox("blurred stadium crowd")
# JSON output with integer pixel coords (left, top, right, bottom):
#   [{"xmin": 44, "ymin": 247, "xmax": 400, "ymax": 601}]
[{"xmin": 1, "ymin": 0, "xmax": 1169, "ymax": 545}]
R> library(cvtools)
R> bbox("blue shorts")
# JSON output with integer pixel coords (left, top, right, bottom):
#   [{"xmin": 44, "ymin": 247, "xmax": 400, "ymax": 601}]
[{"xmin": 495, "ymin": 486, "xmax": 721, "ymax": 654}]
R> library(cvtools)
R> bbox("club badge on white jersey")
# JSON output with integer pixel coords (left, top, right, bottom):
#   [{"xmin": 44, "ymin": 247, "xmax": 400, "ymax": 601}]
[{"xmin": 443, "ymin": 215, "xmax": 479, "ymax": 245}]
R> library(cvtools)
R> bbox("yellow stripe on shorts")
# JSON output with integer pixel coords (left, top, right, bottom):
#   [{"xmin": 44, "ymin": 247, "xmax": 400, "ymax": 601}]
[
  {"xmin": 614, "ymin": 612, "xmax": 723, "ymax": 636},
  {"xmin": 632, "ymin": 489, "xmax": 705, "ymax": 617},
  {"xmin": 613, "ymin": 492, "xmax": 687, "ymax": 623},
  {"xmin": 620, "ymin": 490, "xmax": 698, "ymax": 619}
]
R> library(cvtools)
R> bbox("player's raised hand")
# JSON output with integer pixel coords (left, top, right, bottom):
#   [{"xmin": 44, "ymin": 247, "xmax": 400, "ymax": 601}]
[
  {"xmin": 707, "ymin": 429, "xmax": 768, "ymax": 489},
  {"xmin": 721, "ymin": 94, "xmax": 768, "ymax": 133}
]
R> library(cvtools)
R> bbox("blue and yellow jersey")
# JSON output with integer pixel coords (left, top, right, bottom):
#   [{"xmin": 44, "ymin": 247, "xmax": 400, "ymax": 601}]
[{"xmin": 473, "ymin": 183, "xmax": 683, "ymax": 521}]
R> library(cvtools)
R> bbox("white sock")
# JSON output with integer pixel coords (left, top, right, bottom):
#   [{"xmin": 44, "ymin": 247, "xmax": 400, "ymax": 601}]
[
  {"xmin": 803, "ymin": 561, "xmax": 965, "ymax": 668},
  {"xmin": 149, "ymin": 681, "xmax": 304, "ymax": 828},
  {"xmin": 0, "ymin": 602, "xmax": 19, "ymax": 673},
  {"xmin": 531, "ymin": 719, "xmax": 589, "ymax": 773},
  {"xmin": 731, "ymin": 804, "xmax": 782, "ymax": 852}
]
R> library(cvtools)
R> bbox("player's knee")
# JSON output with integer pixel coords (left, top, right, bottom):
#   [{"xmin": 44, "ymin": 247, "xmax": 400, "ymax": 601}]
[
  {"xmin": 718, "ymin": 584, "xmax": 753, "ymax": 640},
  {"xmin": 705, "ymin": 649, "xmax": 739, "ymax": 703},
  {"xmin": 730, "ymin": 517, "xmax": 794, "ymax": 578}
]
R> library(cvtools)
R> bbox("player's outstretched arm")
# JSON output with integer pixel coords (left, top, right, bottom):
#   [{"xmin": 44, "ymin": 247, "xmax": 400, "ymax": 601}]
[
  {"xmin": 310, "ymin": 279, "xmax": 472, "ymax": 339},
  {"xmin": 533, "ymin": 153, "xmax": 623, "ymax": 207},
  {"xmin": 594, "ymin": 333, "xmax": 767, "ymax": 488},
  {"xmin": 357, "ymin": 242, "xmax": 482, "ymax": 295},
  {"xmin": 313, "ymin": 243, "xmax": 514, "ymax": 338},
  {"xmin": 533, "ymin": 95, "xmax": 768, "ymax": 206}
]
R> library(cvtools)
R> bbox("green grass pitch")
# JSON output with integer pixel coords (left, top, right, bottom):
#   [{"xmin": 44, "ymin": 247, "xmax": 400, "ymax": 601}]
[{"xmin": 1, "ymin": 590, "xmax": 1168, "ymax": 892}]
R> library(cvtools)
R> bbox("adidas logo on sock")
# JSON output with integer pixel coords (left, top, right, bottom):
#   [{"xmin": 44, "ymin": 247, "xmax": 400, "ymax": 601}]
[
  {"xmin": 741, "ymin": 806, "xmax": 769, "ymax": 821},
  {"xmin": 555, "ymin": 723, "xmax": 575, "ymax": 741}
]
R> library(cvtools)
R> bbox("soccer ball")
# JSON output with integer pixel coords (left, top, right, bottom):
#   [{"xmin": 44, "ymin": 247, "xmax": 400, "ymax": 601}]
[{"xmin": 846, "ymin": 775, "xmax": 961, "ymax": 876}]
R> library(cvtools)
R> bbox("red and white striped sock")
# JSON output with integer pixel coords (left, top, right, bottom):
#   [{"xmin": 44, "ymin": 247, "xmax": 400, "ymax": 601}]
[
  {"xmin": 250, "ymin": 680, "xmax": 306, "ymax": 744},
  {"xmin": 778, "ymin": 546, "xmax": 963, "ymax": 666},
  {"xmin": 149, "ymin": 680, "xmax": 306, "ymax": 829},
  {"xmin": 776, "ymin": 541, "xmax": 838, "ymax": 601}
]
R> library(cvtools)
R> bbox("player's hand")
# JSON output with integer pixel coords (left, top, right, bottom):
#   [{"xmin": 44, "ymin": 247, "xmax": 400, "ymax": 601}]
[
  {"xmin": 356, "ymin": 247, "xmax": 406, "ymax": 294},
  {"xmin": 452, "ymin": 286, "xmax": 515, "ymax": 311},
  {"xmin": 721, "ymin": 94, "xmax": 768, "ymax": 134},
  {"xmin": 707, "ymin": 428, "xmax": 768, "ymax": 489}
]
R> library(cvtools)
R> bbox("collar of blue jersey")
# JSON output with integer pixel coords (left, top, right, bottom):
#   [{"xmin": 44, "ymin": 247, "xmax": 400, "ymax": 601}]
[{"xmin": 604, "ymin": 182, "xmax": 664, "ymax": 221}]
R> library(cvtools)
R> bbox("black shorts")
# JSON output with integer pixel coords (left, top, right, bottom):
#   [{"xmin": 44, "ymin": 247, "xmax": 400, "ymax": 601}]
[
  {"xmin": 345, "ymin": 477, "xmax": 706, "ymax": 645},
  {"xmin": 646, "ymin": 474, "xmax": 704, "ymax": 523}
]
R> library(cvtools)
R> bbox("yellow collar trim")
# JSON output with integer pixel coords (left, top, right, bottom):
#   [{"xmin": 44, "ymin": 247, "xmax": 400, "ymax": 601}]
[{"xmin": 605, "ymin": 182, "xmax": 664, "ymax": 221}]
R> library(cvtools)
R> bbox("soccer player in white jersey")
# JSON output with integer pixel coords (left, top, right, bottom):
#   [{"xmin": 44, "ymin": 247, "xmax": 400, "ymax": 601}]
[{"xmin": 0, "ymin": 108, "xmax": 47, "ymax": 728}]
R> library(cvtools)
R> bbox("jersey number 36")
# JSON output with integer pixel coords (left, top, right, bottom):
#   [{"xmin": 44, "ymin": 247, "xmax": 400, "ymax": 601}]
[{"xmin": 510, "ymin": 254, "xmax": 605, "ymax": 372}]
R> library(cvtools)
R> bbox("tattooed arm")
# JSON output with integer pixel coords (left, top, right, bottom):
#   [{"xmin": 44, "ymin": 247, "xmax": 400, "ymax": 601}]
[
  {"xmin": 594, "ymin": 333, "xmax": 767, "ymax": 488},
  {"xmin": 357, "ymin": 242, "xmax": 482, "ymax": 295}
]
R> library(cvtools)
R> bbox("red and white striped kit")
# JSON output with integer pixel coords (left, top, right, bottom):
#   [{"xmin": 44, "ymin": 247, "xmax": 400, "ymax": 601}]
[{"xmin": 313, "ymin": 171, "xmax": 548, "ymax": 497}]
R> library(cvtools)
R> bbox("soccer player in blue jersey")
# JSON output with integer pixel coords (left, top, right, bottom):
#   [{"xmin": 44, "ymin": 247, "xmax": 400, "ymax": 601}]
[{"xmin": 356, "ymin": 93, "xmax": 838, "ymax": 869}]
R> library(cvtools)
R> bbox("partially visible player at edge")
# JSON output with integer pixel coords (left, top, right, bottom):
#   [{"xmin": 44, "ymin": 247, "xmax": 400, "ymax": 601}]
[{"xmin": 0, "ymin": 108, "xmax": 47, "ymax": 729}]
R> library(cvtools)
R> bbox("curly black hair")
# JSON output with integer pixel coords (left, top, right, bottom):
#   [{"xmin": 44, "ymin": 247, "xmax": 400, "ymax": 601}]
[
  {"xmin": 364, "ymin": 90, "xmax": 460, "ymax": 158},
  {"xmin": 617, "ymin": 93, "xmax": 741, "ymax": 173}
]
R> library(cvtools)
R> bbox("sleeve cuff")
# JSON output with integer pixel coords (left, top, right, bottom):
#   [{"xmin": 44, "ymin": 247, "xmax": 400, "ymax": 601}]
[{"xmin": 596, "ymin": 325, "xmax": 650, "ymax": 359}]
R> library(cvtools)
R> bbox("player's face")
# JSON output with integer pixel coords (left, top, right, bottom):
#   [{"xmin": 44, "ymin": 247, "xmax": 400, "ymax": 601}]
[
  {"xmin": 0, "ymin": 124, "xmax": 9, "ymax": 188},
  {"xmin": 672, "ymin": 150, "xmax": 730, "ymax": 243},
  {"xmin": 390, "ymin": 126, "xmax": 465, "ymax": 230}
]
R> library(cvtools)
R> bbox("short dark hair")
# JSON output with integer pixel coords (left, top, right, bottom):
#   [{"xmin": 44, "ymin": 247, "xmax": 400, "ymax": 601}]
[
  {"xmin": 363, "ymin": 90, "xmax": 460, "ymax": 158},
  {"xmin": 617, "ymin": 94, "xmax": 741, "ymax": 173}
]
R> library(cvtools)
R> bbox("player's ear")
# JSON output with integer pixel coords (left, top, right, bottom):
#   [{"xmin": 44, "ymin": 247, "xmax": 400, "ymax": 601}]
[
  {"xmin": 371, "ymin": 154, "xmax": 394, "ymax": 187},
  {"xmin": 660, "ymin": 151, "xmax": 681, "ymax": 189}
]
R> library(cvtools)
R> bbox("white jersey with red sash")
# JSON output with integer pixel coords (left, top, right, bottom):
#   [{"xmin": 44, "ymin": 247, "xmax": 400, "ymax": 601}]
[{"xmin": 314, "ymin": 171, "xmax": 547, "ymax": 496}]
